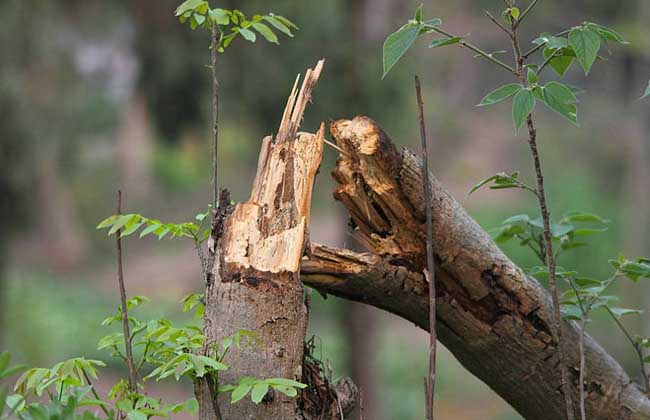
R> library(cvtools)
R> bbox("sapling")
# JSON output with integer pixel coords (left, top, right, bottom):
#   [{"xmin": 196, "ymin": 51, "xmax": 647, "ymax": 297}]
[{"xmin": 382, "ymin": 1, "xmax": 634, "ymax": 419}]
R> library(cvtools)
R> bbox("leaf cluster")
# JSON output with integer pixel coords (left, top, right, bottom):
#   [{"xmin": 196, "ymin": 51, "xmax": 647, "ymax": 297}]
[{"xmin": 175, "ymin": 0, "xmax": 296, "ymax": 52}]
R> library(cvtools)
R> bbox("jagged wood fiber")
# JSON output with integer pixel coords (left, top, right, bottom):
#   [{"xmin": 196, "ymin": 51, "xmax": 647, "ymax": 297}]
[{"xmin": 301, "ymin": 116, "xmax": 650, "ymax": 420}]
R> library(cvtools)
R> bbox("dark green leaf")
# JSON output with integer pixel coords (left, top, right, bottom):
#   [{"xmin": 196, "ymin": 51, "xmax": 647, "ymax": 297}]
[
  {"xmin": 512, "ymin": 89, "xmax": 535, "ymax": 131},
  {"xmin": 542, "ymin": 81, "xmax": 578, "ymax": 124},
  {"xmin": 543, "ymin": 47, "xmax": 574, "ymax": 76},
  {"xmin": 414, "ymin": 4, "xmax": 423, "ymax": 22},
  {"xmin": 382, "ymin": 23, "xmax": 422, "ymax": 78},
  {"xmin": 477, "ymin": 84, "xmax": 522, "ymax": 107},
  {"xmin": 527, "ymin": 68, "xmax": 538, "ymax": 84},
  {"xmin": 569, "ymin": 27, "xmax": 601, "ymax": 75}
]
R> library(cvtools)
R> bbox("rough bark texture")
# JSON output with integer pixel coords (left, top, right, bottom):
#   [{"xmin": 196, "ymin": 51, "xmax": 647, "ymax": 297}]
[
  {"xmin": 201, "ymin": 62, "xmax": 324, "ymax": 420},
  {"xmin": 301, "ymin": 116, "xmax": 650, "ymax": 420}
]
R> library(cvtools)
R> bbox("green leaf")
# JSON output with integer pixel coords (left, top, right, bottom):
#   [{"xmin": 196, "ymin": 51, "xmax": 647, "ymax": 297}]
[
  {"xmin": 231, "ymin": 383, "xmax": 253, "ymax": 403},
  {"xmin": 560, "ymin": 211, "xmax": 609, "ymax": 224},
  {"xmin": 508, "ymin": 7, "xmax": 520, "ymax": 20},
  {"xmin": 414, "ymin": 4, "xmax": 423, "ymax": 22},
  {"xmin": 97, "ymin": 215, "xmax": 118, "ymax": 229},
  {"xmin": 512, "ymin": 89, "xmax": 535, "ymax": 131},
  {"xmin": 533, "ymin": 33, "xmax": 568, "ymax": 49},
  {"xmin": 423, "ymin": 18, "xmax": 441, "ymax": 27},
  {"xmin": 270, "ymin": 385, "xmax": 298, "ymax": 397},
  {"xmin": 543, "ymin": 47, "xmax": 575, "ymax": 76},
  {"xmin": 641, "ymin": 79, "xmax": 650, "ymax": 100},
  {"xmin": 527, "ymin": 68, "xmax": 538, "ymax": 84},
  {"xmin": 541, "ymin": 81, "xmax": 578, "ymax": 125},
  {"xmin": 477, "ymin": 84, "xmax": 522, "ymax": 107},
  {"xmin": 588, "ymin": 23, "xmax": 628, "ymax": 45},
  {"xmin": 251, "ymin": 382, "xmax": 269, "ymax": 404},
  {"xmin": 608, "ymin": 307, "xmax": 643, "ymax": 318},
  {"xmin": 429, "ymin": 37, "xmax": 462, "ymax": 49},
  {"xmin": 265, "ymin": 378, "xmax": 307, "ymax": 388},
  {"xmin": 252, "ymin": 22, "xmax": 278, "ymax": 44},
  {"xmin": 128, "ymin": 410, "xmax": 147, "ymax": 420},
  {"xmin": 0, "ymin": 352, "xmax": 9, "ymax": 376},
  {"xmin": 239, "ymin": 28, "xmax": 256, "ymax": 42},
  {"xmin": 264, "ymin": 16, "xmax": 292, "ymax": 37},
  {"xmin": 569, "ymin": 27, "xmax": 601, "ymax": 75},
  {"xmin": 108, "ymin": 214, "xmax": 135, "ymax": 236},
  {"xmin": 268, "ymin": 14, "xmax": 298, "ymax": 30},
  {"xmin": 208, "ymin": 9, "xmax": 230, "ymax": 26},
  {"xmin": 175, "ymin": 0, "xmax": 206, "ymax": 16},
  {"xmin": 382, "ymin": 23, "xmax": 422, "ymax": 79},
  {"xmin": 0, "ymin": 386, "xmax": 7, "ymax": 417}
]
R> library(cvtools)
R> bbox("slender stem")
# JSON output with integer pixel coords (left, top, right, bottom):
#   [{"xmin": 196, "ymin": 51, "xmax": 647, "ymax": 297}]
[
  {"xmin": 484, "ymin": 11, "xmax": 513, "ymax": 38},
  {"xmin": 538, "ymin": 48, "xmax": 561, "ymax": 75},
  {"xmin": 510, "ymin": 18, "xmax": 576, "ymax": 420},
  {"xmin": 210, "ymin": 25, "xmax": 220, "ymax": 210},
  {"xmin": 415, "ymin": 75, "xmax": 436, "ymax": 420},
  {"xmin": 115, "ymin": 191, "xmax": 138, "ymax": 393},
  {"xmin": 430, "ymin": 26, "xmax": 516, "ymax": 74},
  {"xmin": 82, "ymin": 368, "xmax": 111, "ymax": 417},
  {"xmin": 514, "ymin": 0, "xmax": 540, "ymax": 29},
  {"xmin": 604, "ymin": 306, "xmax": 650, "ymax": 392},
  {"xmin": 578, "ymin": 318, "xmax": 586, "ymax": 420}
]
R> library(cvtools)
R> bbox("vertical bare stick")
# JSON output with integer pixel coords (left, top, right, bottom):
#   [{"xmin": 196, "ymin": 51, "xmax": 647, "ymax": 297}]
[
  {"xmin": 210, "ymin": 25, "xmax": 220, "ymax": 210},
  {"xmin": 115, "ymin": 190, "xmax": 137, "ymax": 392},
  {"xmin": 415, "ymin": 76, "xmax": 436, "ymax": 420}
]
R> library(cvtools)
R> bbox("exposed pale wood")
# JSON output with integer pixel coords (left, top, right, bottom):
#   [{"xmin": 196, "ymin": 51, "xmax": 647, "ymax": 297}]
[
  {"xmin": 201, "ymin": 61, "xmax": 326, "ymax": 420},
  {"xmin": 301, "ymin": 116, "xmax": 650, "ymax": 420}
]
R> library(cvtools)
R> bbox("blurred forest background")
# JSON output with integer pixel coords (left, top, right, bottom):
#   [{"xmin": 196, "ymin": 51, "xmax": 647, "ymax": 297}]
[{"xmin": 1, "ymin": 0, "xmax": 649, "ymax": 419}]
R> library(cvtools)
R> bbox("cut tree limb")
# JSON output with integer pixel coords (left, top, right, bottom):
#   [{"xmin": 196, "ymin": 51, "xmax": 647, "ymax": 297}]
[{"xmin": 301, "ymin": 116, "xmax": 650, "ymax": 420}]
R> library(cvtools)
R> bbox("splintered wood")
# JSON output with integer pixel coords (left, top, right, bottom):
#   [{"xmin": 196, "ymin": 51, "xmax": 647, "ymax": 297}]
[{"xmin": 201, "ymin": 60, "xmax": 325, "ymax": 420}]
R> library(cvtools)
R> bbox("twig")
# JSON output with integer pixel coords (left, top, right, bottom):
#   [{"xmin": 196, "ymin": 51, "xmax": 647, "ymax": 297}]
[
  {"xmin": 115, "ymin": 191, "xmax": 138, "ymax": 393},
  {"xmin": 415, "ymin": 75, "xmax": 436, "ymax": 420},
  {"xmin": 604, "ymin": 306, "xmax": 650, "ymax": 393},
  {"xmin": 484, "ymin": 11, "xmax": 513, "ymax": 38},
  {"xmin": 510, "ymin": 17, "xmax": 576, "ymax": 420},
  {"xmin": 82, "ymin": 368, "xmax": 111, "ymax": 417},
  {"xmin": 429, "ymin": 26, "xmax": 516, "ymax": 74},
  {"xmin": 210, "ymin": 25, "xmax": 220, "ymax": 210},
  {"xmin": 514, "ymin": 0, "xmax": 540, "ymax": 29}
]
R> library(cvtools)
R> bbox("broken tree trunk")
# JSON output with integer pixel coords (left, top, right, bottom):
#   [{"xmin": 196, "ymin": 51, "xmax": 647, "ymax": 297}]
[
  {"xmin": 199, "ymin": 61, "xmax": 326, "ymax": 420},
  {"xmin": 301, "ymin": 116, "xmax": 650, "ymax": 420}
]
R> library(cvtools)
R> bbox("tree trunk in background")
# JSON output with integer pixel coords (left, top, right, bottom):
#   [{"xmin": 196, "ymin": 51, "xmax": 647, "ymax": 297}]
[
  {"xmin": 0, "ymin": 252, "xmax": 5, "ymax": 349},
  {"xmin": 301, "ymin": 116, "xmax": 650, "ymax": 420},
  {"xmin": 199, "ymin": 62, "xmax": 351, "ymax": 419},
  {"xmin": 37, "ymin": 158, "xmax": 85, "ymax": 269},
  {"xmin": 340, "ymin": 2, "xmax": 379, "ymax": 418},
  {"xmin": 117, "ymin": 93, "xmax": 153, "ymax": 198}
]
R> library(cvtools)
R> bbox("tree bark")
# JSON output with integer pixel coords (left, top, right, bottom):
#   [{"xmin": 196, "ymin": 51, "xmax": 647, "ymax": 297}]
[
  {"xmin": 301, "ymin": 116, "xmax": 650, "ymax": 420},
  {"xmin": 200, "ymin": 62, "xmax": 328, "ymax": 420}
]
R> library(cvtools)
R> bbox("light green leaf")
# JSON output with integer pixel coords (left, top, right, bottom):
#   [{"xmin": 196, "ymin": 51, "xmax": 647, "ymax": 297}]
[
  {"xmin": 239, "ymin": 28, "xmax": 256, "ymax": 42},
  {"xmin": 510, "ymin": 7, "xmax": 520, "ymax": 20},
  {"xmin": 264, "ymin": 16, "xmax": 292, "ymax": 37},
  {"xmin": 533, "ymin": 33, "xmax": 568, "ymax": 49},
  {"xmin": 252, "ymin": 22, "xmax": 278, "ymax": 44},
  {"xmin": 477, "ymin": 84, "xmax": 522, "ymax": 107},
  {"xmin": 251, "ymin": 382, "xmax": 269, "ymax": 404},
  {"xmin": 423, "ymin": 18, "xmax": 442, "ymax": 27},
  {"xmin": 208, "ymin": 9, "xmax": 230, "ymax": 26},
  {"xmin": 270, "ymin": 385, "xmax": 298, "ymax": 397},
  {"xmin": 268, "ymin": 14, "xmax": 298, "ymax": 30},
  {"xmin": 175, "ymin": 0, "xmax": 206, "ymax": 16},
  {"xmin": 512, "ymin": 89, "xmax": 535, "ymax": 131},
  {"xmin": 569, "ymin": 27, "xmax": 601, "ymax": 75},
  {"xmin": 429, "ymin": 37, "xmax": 462, "ymax": 49},
  {"xmin": 542, "ymin": 81, "xmax": 578, "ymax": 125},
  {"xmin": 231, "ymin": 383, "xmax": 253, "ymax": 403},
  {"xmin": 128, "ymin": 410, "xmax": 147, "ymax": 420},
  {"xmin": 382, "ymin": 23, "xmax": 422, "ymax": 79},
  {"xmin": 414, "ymin": 4, "xmax": 423, "ymax": 22},
  {"xmin": 97, "ymin": 215, "xmax": 118, "ymax": 229},
  {"xmin": 265, "ymin": 378, "xmax": 307, "ymax": 388},
  {"xmin": 608, "ymin": 307, "xmax": 643, "ymax": 318}
]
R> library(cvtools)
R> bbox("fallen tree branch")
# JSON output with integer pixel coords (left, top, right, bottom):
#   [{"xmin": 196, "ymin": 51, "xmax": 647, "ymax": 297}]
[{"xmin": 301, "ymin": 116, "xmax": 650, "ymax": 420}]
